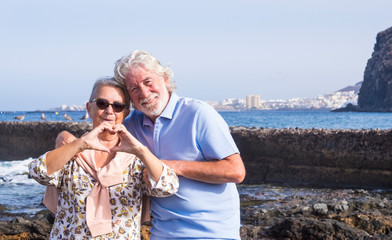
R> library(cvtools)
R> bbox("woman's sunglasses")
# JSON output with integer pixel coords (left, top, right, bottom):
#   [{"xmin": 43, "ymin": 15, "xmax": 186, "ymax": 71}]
[{"xmin": 91, "ymin": 98, "xmax": 127, "ymax": 112}]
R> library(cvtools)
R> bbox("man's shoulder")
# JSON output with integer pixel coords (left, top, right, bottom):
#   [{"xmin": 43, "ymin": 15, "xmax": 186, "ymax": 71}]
[
  {"xmin": 124, "ymin": 110, "xmax": 143, "ymax": 124},
  {"xmin": 176, "ymin": 96, "xmax": 214, "ymax": 112}
]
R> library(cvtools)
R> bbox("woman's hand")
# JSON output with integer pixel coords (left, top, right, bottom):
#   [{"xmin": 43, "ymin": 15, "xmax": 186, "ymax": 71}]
[
  {"xmin": 111, "ymin": 124, "xmax": 163, "ymax": 182},
  {"xmin": 80, "ymin": 122, "xmax": 114, "ymax": 153},
  {"xmin": 110, "ymin": 124, "xmax": 145, "ymax": 155}
]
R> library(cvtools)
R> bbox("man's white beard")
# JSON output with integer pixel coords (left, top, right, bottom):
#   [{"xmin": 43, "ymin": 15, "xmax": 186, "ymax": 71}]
[{"xmin": 139, "ymin": 91, "xmax": 169, "ymax": 118}]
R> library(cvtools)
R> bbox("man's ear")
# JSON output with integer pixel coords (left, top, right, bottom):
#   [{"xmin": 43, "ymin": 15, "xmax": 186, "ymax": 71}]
[{"xmin": 164, "ymin": 74, "xmax": 169, "ymax": 84}]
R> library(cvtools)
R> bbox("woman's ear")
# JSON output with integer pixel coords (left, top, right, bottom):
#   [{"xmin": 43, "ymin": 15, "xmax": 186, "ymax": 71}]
[{"xmin": 86, "ymin": 101, "xmax": 92, "ymax": 116}]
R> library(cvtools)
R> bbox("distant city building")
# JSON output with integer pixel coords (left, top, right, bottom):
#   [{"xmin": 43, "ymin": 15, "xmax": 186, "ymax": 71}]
[
  {"xmin": 206, "ymin": 89, "xmax": 358, "ymax": 112},
  {"xmin": 246, "ymin": 95, "xmax": 261, "ymax": 109}
]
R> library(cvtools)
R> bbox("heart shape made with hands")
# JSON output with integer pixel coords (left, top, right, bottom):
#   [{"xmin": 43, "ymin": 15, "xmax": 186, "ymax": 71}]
[{"xmin": 89, "ymin": 123, "xmax": 140, "ymax": 155}]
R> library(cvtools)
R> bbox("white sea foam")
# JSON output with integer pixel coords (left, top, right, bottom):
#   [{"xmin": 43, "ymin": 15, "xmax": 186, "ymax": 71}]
[
  {"xmin": 0, "ymin": 158, "xmax": 46, "ymax": 217},
  {"xmin": 0, "ymin": 158, "xmax": 39, "ymax": 185}
]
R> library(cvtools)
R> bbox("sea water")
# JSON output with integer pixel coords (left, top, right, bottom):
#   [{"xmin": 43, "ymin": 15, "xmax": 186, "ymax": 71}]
[
  {"xmin": 2, "ymin": 110, "xmax": 392, "ymax": 129},
  {"xmin": 219, "ymin": 110, "xmax": 392, "ymax": 129}
]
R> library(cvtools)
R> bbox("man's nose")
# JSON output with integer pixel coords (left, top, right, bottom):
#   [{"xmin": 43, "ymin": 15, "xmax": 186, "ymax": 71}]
[{"xmin": 139, "ymin": 85, "xmax": 150, "ymax": 98}]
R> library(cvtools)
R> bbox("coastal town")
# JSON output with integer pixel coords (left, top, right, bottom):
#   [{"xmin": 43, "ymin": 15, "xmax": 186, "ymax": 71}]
[
  {"xmin": 208, "ymin": 89, "xmax": 358, "ymax": 111},
  {"xmin": 52, "ymin": 83, "xmax": 360, "ymax": 112}
]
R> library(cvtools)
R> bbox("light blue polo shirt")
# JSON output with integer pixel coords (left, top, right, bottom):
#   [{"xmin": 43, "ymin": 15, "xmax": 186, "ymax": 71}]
[{"xmin": 123, "ymin": 93, "xmax": 241, "ymax": 240}]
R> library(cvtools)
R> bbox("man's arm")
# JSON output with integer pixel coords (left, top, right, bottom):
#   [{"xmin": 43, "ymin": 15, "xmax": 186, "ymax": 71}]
[{"xmin": 162, "ymin": 153, "xmax": 245, "ymax": 184}]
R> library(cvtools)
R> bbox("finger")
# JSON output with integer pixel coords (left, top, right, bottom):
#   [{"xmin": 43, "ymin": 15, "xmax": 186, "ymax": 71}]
[
  {"xmin": 103, "ymin": 126, "xmax": 116, "ymax": 134},
  {"xmin": 112, "ymin": 124, "xmax": 126, "ymax": 134}
]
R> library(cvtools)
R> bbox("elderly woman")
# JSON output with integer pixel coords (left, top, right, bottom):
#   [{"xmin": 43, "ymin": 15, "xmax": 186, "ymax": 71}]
[{"xmin": 28, "ymin": 77, "xmax": 179, "ymax": 239}]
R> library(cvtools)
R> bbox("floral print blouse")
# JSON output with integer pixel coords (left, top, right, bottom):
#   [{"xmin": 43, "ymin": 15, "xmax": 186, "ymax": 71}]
[{"xmin": 28, "ymin": 153, "xmax": 179, "ymax": 240}]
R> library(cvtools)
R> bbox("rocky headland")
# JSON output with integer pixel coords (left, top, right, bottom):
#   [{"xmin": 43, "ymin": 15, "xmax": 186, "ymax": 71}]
[
  {"xmin": 336, "ymin": 26, "xmax": 392, "ymax": 112},
  {"xmin": 0, "ymin": 122, "xmax": 392, "ymax": 239}
]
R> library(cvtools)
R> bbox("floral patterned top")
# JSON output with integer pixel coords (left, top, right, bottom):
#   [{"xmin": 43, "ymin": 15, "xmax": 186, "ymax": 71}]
[{"xmin": 28, "ymin": 152, "xmax": 179, "ymax": 240}]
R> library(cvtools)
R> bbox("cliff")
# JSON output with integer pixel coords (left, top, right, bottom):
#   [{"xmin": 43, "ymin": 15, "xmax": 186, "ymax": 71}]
[
  {"xmin": 1, "ymin": 122, "xmax": 391, "ymax": 189},
  {"xmin": 358, "ymin": 26, "xmax": 392, "ymax": 111}
]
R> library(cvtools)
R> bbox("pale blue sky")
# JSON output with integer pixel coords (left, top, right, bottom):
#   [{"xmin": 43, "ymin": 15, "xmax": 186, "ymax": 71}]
[{"xmin": 1, "ymin": 0, "xmax": 392, "ymax": 111}]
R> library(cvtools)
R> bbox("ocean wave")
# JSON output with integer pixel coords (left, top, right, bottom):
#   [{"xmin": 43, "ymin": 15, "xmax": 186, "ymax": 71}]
[{"xmin": 0, "ymin": 158, "xmax": 40, "ymax": 185}]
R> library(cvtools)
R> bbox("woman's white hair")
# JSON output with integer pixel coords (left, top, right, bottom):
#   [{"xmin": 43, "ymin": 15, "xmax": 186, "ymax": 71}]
[
  {"xmin": 114, "ymin": 50, "xmax": 176, "ymax": 93},
  {"xmin": 89, "ymin": 77, "xmax": 130, "ymax": 109}
]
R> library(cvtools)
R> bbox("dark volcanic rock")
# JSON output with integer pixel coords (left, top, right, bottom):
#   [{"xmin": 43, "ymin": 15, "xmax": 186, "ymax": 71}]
[
  {"xmin": 231, "ymin": 127, "xmax": 392, "ymax": 189},
  {"xmin": 0, "ymin": 121, "xmax": 92, "ymax": 160},
  {"xmin": 358, "ymin": 26, "xmax": 392, "ymax": 112},
  {"xmin": 0, "ymin": 210, "xmax": 53, "ymax": 240},
  {"xmin": 331, "ymin": 103, "xmax": 361, "ymax": 112},
  {"xmin": 266, "ymin": 217, "xmax": 370, "ymax": 239},
  {"xmin": 239, "ymin": 188, "xmax": 392, "ymax": 240},
  {"xmin": 2, "ymin": 188, "xmax": 391, "ymax": 239}
]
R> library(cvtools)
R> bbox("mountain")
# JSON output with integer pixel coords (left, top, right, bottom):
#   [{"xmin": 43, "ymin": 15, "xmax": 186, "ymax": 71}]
[{"xmin": 336, "ymin": 82, "xmax": 362, "ymax": 93}]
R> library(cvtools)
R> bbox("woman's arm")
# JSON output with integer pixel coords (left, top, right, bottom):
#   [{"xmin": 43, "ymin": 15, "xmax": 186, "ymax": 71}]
[{"xmin": 46, "ymin": 122, "xmax": 112, "ymax": 175}]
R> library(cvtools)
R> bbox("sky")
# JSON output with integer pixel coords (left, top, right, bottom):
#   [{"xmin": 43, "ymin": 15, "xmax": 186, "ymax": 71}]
[{"xmin": 1, "ymin": 0, "xmax": 392, "ymax": 111}]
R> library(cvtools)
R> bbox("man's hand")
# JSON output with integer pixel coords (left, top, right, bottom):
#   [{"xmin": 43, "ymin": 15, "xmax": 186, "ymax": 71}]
[{"xmin": 55, "ymin": 131, "xmax": 77, "ymax": 148}]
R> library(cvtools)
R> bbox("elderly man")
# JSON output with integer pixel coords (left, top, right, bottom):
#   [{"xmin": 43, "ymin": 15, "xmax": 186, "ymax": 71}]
[{"xmin": 114, "ymin": 50, "xmax": 246, "ymax": 240}]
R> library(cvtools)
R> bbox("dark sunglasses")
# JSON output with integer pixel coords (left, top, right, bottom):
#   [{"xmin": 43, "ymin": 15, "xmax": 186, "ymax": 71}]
[{"xmin": 91, "ymin": 98, "xmax": 127, "ymax": 112}]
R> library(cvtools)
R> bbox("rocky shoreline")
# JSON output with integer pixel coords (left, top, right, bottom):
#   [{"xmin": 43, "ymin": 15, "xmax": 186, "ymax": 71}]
[
  {"xmin": 240, "ymin": 186, "xmax": 392, "ymax": 239},
  {"xmin": 1, "ymin": 186, "xmax": 391, "ymax": 239}
]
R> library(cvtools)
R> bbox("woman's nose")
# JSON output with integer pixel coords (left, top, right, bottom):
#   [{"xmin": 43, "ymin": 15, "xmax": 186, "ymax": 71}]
[{"xmin": 104, "ymin": 104, "xmax": 114, "ymax": 113}]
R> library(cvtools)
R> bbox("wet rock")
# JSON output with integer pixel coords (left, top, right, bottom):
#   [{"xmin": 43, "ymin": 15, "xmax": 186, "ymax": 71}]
[
  {"xmin": 266, "ymin": 217, "xmax": 370, "ymax": 239},
  {"xmin": 313, "ymin": 203, "xmax": 328, "ymax": 215},
  {"xmin": 239, "ymin": 187, "xmax": 392, "ymax": 239},
  {"xmin": 333, "ymin": 200, "xmax": 349, "ymax": 212}
]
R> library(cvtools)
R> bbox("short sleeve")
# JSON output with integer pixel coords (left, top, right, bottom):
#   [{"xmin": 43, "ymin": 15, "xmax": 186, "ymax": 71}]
[{"xmin": 195, "ymin": 103, "xmax": 239, "ymax": 160}]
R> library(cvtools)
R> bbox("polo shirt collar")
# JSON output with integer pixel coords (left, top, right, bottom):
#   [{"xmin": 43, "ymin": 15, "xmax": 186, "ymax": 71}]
[{"xmin": 142, "ymin": 93, "xmax": 179, "ymax": 126}]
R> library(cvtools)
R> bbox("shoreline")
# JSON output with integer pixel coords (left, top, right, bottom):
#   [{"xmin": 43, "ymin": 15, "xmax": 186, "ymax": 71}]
[{"xmin": 1, "ymin": 185, "xmax": 391, "ymax": 239}]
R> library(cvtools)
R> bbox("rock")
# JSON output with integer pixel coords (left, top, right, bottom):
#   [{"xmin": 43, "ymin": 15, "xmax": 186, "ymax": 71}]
[
  {"xmin": 331, "ymin": 103, "xmax": 362, "ymax": 112},
  {"xmin": 313, "ymin": 203, "xmax": 328, "ymax": 215},
  {"xmin": 358, "ymin": 26, "xmax": 392, "ymax": 112},
  {"xmin": 334, "ymin": 200, "xmax": 349, "ymax": 212},
  {"xmin": 266, "ymin": 217, "xmax": 370, "ymax": 239},
  {"xmin": 1, "ymin": 187, "xmax": 391, "ymax": 239}
]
